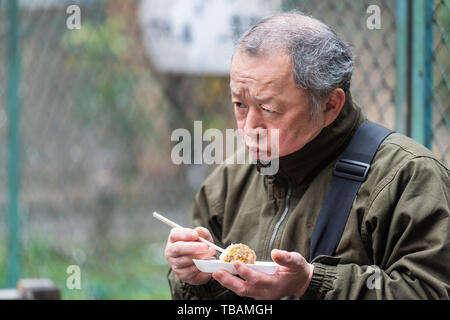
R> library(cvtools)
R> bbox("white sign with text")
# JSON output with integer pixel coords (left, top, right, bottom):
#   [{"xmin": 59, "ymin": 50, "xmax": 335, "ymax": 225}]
[{"xmin": 138, "ymin": 0, "xmax": 281, "ymax": 75}]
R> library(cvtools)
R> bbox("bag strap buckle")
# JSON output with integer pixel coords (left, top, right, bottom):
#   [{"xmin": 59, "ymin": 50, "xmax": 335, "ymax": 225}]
[{"xmin": 333, "ymin": 159, "xmax": 370, "ymax": 182}]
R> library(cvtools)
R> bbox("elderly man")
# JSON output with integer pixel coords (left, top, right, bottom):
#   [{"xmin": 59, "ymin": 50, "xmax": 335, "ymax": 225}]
[{"xmin": 165, "ymin": 12, "xmax": 450, "ymax": 299}]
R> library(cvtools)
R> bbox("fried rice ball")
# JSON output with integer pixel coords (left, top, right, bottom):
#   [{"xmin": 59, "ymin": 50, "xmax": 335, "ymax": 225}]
[{"xmin": 219, "ymin": 243, "xmax": 256, "ymax": 264}]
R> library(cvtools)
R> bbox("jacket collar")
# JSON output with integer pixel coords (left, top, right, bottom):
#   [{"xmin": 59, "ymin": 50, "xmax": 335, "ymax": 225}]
[{"xmin": 258, "ymin": 93, "xmax": 365, "ymax": 187}]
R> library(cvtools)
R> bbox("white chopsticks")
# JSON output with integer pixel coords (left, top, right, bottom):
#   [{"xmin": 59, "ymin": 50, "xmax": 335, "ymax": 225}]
[{"xmin": 153, "ymin": 211, "xmax": 225, "ymax": 253}]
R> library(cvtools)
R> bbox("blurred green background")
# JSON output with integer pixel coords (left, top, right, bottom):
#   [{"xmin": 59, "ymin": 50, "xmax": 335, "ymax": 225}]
[{"xmin": 0, "ymin": 0, "xmax": 448, "ymax": 299}]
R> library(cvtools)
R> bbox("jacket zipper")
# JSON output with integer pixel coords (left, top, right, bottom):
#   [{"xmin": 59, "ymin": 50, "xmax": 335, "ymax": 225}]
[{"xmin": 268, "ymin": 182, "xmax": 292, "ymax": 257}]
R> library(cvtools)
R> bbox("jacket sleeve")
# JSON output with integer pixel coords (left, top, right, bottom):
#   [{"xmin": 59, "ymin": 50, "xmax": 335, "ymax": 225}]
[
  {"xmin": 303, "ymin": 157, "xmax": 450, "ymax": 300},
  {"xmin": 167, "ymin": 165, "xmax": 243, "ymax": 300}
]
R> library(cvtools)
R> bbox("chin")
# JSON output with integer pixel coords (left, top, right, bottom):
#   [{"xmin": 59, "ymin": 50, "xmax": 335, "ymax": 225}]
[{"xmin": 249, "ymin": 148, "xmax": 273, "ymax": 162}]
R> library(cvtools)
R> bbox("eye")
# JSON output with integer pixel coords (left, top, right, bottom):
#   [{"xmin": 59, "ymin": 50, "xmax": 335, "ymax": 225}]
[
  {"xmin": 234, "ymin": 102, "xmax": 246, "ymax": 109},
  {"xmin": 260, "ymin": 105, "xmax": 276, "ymax": 114}
]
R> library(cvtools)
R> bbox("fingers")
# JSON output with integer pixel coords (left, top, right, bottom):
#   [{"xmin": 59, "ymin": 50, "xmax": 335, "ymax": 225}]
[
  {"xmin": 212, "ymin": 263, "xmax": 273, "ymax": 298},
  {"xmin": 213, "ymin": 269, "xmax": 250, "ymax": 297},
  {"xmin": 166, "ymin": 226, "xmax": 215, "ymax": 258},
  {"xmin": 166, "ymin": 241, "xmax": 215, "ymax": 259},
  {"xmin": 168, "ymin": 226, "xmax": 215, "ymax": 246},
  {"xmin": 271, "ymin": 249, "xmax": 306, "ymax": 269},
  {"xmin": 168, "ymin": 227, "xmax": 198, "ymax": 243},
  {"xmin": 170, "ymin": 255, "xmax": 205, "ymax": 269},
  {"xmin": 172, "ymin": 263, "xmax": 212, "ymax": 286},
  {"xmin": 164, "ymin": 226, "xmax": 216, "ymax": 286},
  {"xmin": 194, "ymin": 226, "xmax": 214, "ymax": 243},
  {"xmin": 233, "ymin": 261, "xmax": 271, "ymax": 286},
  {"xmin": 165, "ymin": 226, "xmax": 216, "ymax": 285}
]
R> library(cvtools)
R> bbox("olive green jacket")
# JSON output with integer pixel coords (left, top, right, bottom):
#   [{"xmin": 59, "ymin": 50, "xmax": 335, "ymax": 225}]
[{"xmin": 167, "ymin": 97, "xmax": 450, "ymax": 299}]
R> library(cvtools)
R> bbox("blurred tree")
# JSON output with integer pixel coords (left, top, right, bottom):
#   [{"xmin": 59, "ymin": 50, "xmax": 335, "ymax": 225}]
[{"xmin": 61, "ymin": 16, "xmax": 154, "ymax": 178}]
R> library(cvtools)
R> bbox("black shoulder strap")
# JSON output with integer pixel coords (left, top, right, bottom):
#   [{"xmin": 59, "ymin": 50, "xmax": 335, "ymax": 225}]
[{"xmin": 309, "ymin": 120, "xmax": 393, "ymax": 262}]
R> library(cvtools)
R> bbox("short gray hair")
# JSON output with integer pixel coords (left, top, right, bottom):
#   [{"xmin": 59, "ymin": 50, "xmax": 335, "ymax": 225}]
[{"xmin": 235, "ymin": 11, "xmax": 353, "ymax": 115}]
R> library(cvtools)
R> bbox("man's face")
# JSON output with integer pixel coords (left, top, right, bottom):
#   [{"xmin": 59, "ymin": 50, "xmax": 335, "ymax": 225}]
[{"xmin": 230, "ymin": 50, "xmax": 327, "ymax": 159}]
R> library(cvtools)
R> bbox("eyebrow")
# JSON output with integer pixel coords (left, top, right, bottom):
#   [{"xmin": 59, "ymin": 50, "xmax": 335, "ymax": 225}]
[
  {"xmin": 254, "ymin": 96, "xmax": 274, "ymax": 104},
  {"xmin": 231, "ymin": 90, "xmax": 274, "ymax": 103}
]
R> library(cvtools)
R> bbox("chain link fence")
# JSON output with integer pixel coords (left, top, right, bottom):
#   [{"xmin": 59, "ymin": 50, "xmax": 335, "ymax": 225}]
[
  {"xmin": 0, "ymin": 0, "xmax": 448, "ymax": 299},
  {"xmin": 430, "ymin": 0, "xmax": 449, "ymax": 166},
  {"xmin": 286, "ymin": 0, "xmax": 399, "ymax": 129}
]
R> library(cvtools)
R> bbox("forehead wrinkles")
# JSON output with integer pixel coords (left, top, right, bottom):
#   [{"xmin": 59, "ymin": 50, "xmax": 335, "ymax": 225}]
[
  {"xmin": 230, "ymin": 51, "xmax": 293, "ymax": 100},
  {"xmin": 230, "ymin": 72, "xmax": 281, "ymax": 100}
]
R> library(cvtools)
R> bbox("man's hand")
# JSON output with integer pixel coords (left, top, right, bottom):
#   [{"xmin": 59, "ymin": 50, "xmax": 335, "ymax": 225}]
[
  {"xmin": 212, "ymin": 249, "xmax": 314, "ymax": 299},
  {"xmin": 165, "ymin": 227, "xmax": 216, "ymax": 286}
]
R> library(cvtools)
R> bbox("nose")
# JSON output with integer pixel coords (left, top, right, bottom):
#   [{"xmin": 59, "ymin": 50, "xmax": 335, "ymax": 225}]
[
  {"xmin": 242, "ymin": 107, "xmax": 267, "ymax": 148},
  {"xmin": 243, "ymin": 106, "xmax": 265, "ymax": 133}
]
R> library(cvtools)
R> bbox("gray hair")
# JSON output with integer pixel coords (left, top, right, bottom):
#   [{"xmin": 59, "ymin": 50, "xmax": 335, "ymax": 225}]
[{"xmin": 235, "ymin": 11, "xmax": 353, "ymax": 115}]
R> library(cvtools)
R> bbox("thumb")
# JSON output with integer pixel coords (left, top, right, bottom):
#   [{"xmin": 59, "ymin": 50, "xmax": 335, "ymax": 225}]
[
  {"xmin": 194, "ymin": 226, "xmax": 214, "ymax": 243},
  {"xmin": 271, "ymin": 249, "xmax": 305, "ymax": 269}
]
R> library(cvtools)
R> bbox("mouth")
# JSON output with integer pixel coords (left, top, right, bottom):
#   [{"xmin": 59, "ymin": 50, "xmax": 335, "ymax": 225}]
[{"xmin": 246, "ymin": 145, "xmax": 271, "ymax": 160}]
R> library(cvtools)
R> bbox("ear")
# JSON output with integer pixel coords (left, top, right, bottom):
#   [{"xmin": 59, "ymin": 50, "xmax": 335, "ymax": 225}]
[{"xmin": 323, "ymin": 88, "xmax": 346, "ymax": 127}]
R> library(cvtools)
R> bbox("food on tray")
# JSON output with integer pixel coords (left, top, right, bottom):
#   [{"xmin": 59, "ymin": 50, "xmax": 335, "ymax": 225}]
[{"xmin": 219, "ymin": 243, "xmax": 256, "ymax": 264}]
